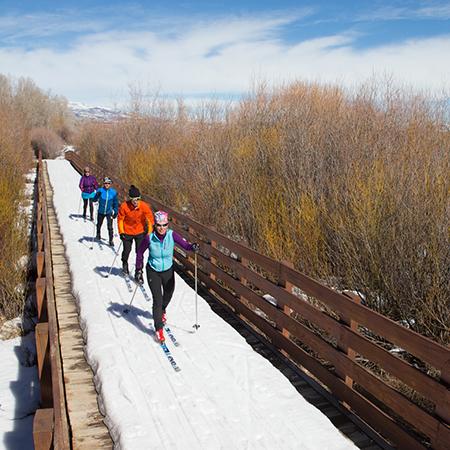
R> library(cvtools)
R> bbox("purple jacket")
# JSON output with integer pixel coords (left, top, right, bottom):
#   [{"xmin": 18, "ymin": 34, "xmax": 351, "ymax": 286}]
[
  {"xmin": 79, "ymin": 175, "xmax": 99, "ymax": 194},
  {"xmin": 136, "ymin": 230, "xmax": 194, "ymax": 270}
]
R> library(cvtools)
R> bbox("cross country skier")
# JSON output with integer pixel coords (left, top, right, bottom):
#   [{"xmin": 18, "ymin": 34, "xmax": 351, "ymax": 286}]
[
  {"xmin": 93, "ymin": 177, "xmax": 119, "ymax": 246},
  {"xmin": 79, "ymin": 166, "xmax": 99, "ymax": 220},
  {"xmin": 135, "ymin": 211, "xmax": 199, "ymax": 342},
  {"xmin": 117, "ymin": 185, "xmax": 154, "ymax": 275}
]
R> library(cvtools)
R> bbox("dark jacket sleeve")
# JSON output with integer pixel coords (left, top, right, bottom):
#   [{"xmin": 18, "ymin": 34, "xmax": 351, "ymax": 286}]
[
  {"xmin": 173, "ymin": 231, "xmax": 194, "ymax": 251},
  {"xmin": 79, "ymin": 176, "xmax": 84, "ymax": 191}
]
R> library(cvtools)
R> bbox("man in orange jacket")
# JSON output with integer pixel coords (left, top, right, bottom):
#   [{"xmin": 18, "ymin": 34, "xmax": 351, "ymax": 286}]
[{"xmin": 117, "ymin": 185, "xmax": 154, "ymax": 276}]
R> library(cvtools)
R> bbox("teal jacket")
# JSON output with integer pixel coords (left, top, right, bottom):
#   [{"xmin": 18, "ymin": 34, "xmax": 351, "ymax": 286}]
[{"xmin": 148, "ymin": 229, "xmax": 175, "ymax": 272}]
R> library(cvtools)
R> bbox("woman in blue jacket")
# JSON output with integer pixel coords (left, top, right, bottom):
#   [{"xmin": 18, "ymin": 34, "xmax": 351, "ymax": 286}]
[
  {"xmin": 93, "ymin": 177, "xmax": 119, "ymax": 246},
  {"xmin": 136, "ymin": 211, "xmax": 199, "ymax": 342}
]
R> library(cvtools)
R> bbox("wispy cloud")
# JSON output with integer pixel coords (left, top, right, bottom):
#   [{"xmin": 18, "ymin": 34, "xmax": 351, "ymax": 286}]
[{"xmin": 357, "ymin": 3, "xmax": 450, "ymax": 21}]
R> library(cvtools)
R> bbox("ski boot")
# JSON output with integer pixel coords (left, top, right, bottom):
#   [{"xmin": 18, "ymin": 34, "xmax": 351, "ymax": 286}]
[
  {"xmin": 135, "ymin": 269, "xmax": 144, "ymax": 284},
  {"xmin": 156, "ymin": 328, "xmax": 165, "ymax": 343},
  {"xmin": 162, "ymin": 312, "xmax": 167, "ymax": 325},
  {"xmin": 122, "ymin": 261, "xmax": 129, "ymax": 275}
]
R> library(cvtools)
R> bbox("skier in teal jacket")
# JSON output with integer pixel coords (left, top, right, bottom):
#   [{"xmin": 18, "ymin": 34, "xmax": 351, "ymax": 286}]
[{"xmin": 135, "ymin": 211, "xmax": 199, "ymax": 342}]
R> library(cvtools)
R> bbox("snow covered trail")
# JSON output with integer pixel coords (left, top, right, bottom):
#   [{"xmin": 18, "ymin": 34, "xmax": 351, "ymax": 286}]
[{"xmin": 47, "ymin": 159, "xmax": 355, "ymax": 450}]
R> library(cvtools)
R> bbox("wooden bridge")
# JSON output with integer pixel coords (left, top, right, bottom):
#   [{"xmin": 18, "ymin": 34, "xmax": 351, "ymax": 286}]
[{"xmin": 32, "ymin": 151, "xmax": 449, "ymax": 449}]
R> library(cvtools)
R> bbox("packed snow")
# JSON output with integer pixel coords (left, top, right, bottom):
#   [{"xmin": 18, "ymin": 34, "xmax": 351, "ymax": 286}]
[
  {"xmin": 0, "ymin": 332, "xmax": 39, "ymax": 450},
  {"xmin": 46, "ymin": 159, "xmax": 355, "ymax": 449}
]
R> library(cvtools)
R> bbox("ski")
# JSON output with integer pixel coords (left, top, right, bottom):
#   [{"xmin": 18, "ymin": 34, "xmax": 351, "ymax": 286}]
[
  {"xmin": 122, "ymin": 273, "xmax": 134, "ymax": 293},
  {"xmin": 164, "ymin": 325, "xmax": 180, "ymax": 347},
  {"xmin": 137, "ymin": 282, "xmax": 151, "ymax": 301},
  {"xmin": 160, "ymin": 341, "xmax": 181, "ymax": 372}
]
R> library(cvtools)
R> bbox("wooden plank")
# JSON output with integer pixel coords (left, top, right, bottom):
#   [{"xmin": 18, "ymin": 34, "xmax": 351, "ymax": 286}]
[{"xmin": 33, "ymin": 408, "xmax": 54, "ymax": 450}]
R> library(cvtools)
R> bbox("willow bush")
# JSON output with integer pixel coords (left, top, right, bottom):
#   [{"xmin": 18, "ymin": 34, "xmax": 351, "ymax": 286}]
[{"xmin": 74, "ymin": 81, "xmax": 449, "ymax": 344}]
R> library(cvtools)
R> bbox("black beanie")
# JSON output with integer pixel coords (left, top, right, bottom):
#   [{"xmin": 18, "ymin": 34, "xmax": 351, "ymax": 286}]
[{"xmin": 129, "ymin": 185, "xmax": 141, "ymax": 198}]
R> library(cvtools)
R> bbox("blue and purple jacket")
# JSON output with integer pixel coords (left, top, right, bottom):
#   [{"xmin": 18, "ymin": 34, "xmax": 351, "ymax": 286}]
[{"xmin": 136, "ymin": 229, "xmax": 194, "ymax": 271}]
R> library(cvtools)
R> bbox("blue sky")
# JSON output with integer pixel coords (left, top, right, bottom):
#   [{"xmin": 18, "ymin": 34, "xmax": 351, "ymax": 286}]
[{"xmin": 0, "ymin": 0, "xmax": 449, "ymax": 107}]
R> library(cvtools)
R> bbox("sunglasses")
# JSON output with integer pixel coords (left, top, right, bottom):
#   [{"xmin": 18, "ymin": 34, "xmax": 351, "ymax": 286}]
[
  {"xmin": 156, "ymin": 223, "xmax": 169, "ymax": 228},
  {"xmin": 130, "ymin": 197, "xmax": 141, "ymax": 201},
  {"xmin": 104, "ymin": 182, "xmax": 111, "ymax": 185}
]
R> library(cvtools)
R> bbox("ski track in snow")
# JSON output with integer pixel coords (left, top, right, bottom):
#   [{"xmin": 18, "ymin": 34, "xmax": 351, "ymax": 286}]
[{"xmin": 46, "ymin": 159, "xmax": 356, "ymax": 450}]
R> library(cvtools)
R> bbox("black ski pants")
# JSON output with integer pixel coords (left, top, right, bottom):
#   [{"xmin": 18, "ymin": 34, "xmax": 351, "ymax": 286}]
[
  {"xmin": 83, "ymin": 198, "xmax": 94, "ymax": 219},
  {"xmin": 96, "ymin": 213, "xmax": 113, "ymax": 241},
  {"xmin": 146, "ymin": 265, "xmax": 175, "ymax": 331},
  {"xmin": 121, "ymin": 232, "xmax": 145, "ymax": 265}
]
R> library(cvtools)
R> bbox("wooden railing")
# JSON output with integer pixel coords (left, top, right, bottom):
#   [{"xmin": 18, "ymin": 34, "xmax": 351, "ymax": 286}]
[
  {"xmin": 33, "ymin": 153, "xmax": 70, "ymax": 449},
  {"xmin": 66, "ymin": 151, "xmax": 449, "ymax": 449}
]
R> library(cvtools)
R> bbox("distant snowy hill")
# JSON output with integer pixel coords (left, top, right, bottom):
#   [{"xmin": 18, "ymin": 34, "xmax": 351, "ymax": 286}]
[{"xmin": 69, "ymin": 101, "xmax": 127, "ymax": 121}]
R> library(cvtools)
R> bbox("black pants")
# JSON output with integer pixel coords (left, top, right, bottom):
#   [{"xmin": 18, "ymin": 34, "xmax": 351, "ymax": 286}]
[
  {"xmin": 146, "ymin": 265, "xmax": 175, "ymax": 331},
  {"xmin": 83, "ymin": 198, "xmax": 94, "ymax": 219},
  {"xmin": 97, "ymin": 213, "xmax": 113, "ymax": 241},
  {"xmin": 121, "ymin": 232, "xmax": 145, "ymax": 264}
]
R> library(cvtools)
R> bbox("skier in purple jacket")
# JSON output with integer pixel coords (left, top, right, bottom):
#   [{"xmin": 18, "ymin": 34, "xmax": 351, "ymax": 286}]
[{"xmin": 79, "ymin": 166, "xmax": 99, "ymax": 220}]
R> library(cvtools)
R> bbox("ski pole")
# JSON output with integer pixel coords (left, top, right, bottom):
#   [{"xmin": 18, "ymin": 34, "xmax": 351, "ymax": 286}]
[
  {"xmin": 89, "ymin": 203, "xmax": 97, "ymax": 250},
  {"xmin": 105, "ymin": 241, "xmax": 123, "ymax": 278},
  {"xmin": 124, "ymin": 283, "xmax": 139, "ymax": 314},
  {"xmin": 193, "ymin": 252, "xmax": 200, "ymax": 330}
]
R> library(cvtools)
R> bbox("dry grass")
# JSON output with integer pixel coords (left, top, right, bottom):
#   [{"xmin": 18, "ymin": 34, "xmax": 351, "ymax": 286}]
[{"xmin": 73, "ymin": 80, "xmax": 449, "ymax": 345}]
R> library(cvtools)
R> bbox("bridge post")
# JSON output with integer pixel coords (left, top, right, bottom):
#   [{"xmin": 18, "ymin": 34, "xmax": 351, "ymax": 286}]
[
  {"xmin": 338, "ymin": 291, "xmax": 361, "ymax": 404},
  {"xmin": 33, "ymin": 408, "xmax": 54, "ymax": 450},
  {"xmin": 210, "ymin": 239, "xmax": 217, "ymax": 285},
  {"xmin": 434, "ymin": 359, "xmax": 450, "ymax": 447},
  {"xmin": 36, "ymin": 251, "xmax": 45, "ymax": 278},
  {"xmin": 281, "ymin": 261, "xmax": 294, "ymax": 355},
  {"xmin": 36, "ymin": 278, "xmax": 48, "ymax": 321},
  {"xmin": 35, "ymin": 322, "xmax": 53, "ymax": 407},
  {"xmin": 239, "ymin": 257, "xmax": 249, "ymax": 321}
]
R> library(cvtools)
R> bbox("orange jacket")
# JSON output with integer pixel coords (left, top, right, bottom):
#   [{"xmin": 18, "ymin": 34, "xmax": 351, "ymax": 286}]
[{"xmin": 118, "ymin": 200, "xmax": 154, "ymax": 236}]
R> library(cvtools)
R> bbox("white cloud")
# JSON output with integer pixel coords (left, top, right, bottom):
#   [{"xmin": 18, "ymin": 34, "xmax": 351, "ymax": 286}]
[
  {"xmin": 357, "ymin": 4, "xmax": 450, "ymax": 21},
  {"xmin": 0, "ymin": 13, "xmax": 448, "ymax": 107}
]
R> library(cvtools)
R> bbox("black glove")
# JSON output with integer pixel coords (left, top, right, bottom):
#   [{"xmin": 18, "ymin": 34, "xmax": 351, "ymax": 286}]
[
  {"xmin": 191, "ymin": 242, "xmax": 200, "ymax": 252},
  {"xmin": 120, "ymin": 233, "xmax": 126, "ymax": 241},
  {"xmin": 112, "ymin": 212, "xmax": 117, "ymax": 219}
]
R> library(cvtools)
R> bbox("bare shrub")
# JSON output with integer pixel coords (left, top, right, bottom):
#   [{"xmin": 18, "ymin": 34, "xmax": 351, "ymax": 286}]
[{"xmin": 31, "ymin": 127, "xmax": 65, "ymax": 159}]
